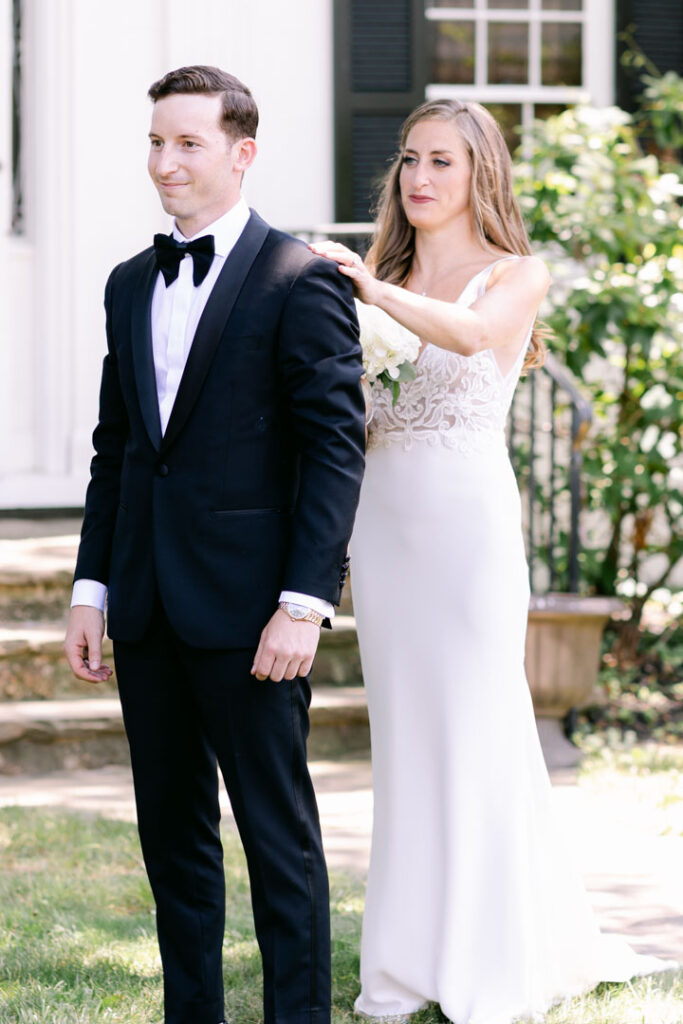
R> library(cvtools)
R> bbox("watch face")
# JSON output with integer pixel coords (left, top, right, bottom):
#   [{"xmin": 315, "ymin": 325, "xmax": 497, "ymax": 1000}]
[{"xmin": 288, "ymin": 604, "xmax": 308, "ymax": 619}]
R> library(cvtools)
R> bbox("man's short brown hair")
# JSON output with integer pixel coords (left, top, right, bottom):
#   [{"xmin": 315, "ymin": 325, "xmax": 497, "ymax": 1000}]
[{"xmin": 148, "ymin": 65, "xmax": 258, "ymax": 140}]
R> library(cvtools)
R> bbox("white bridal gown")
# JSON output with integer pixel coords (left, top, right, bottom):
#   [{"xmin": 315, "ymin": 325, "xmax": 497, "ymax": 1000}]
[{"xmin": 350, "ymin": 258, "xmax": 673, "ymax": 1024}]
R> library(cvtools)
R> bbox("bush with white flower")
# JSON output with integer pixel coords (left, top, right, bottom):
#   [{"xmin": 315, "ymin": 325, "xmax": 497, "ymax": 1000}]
[{"xmin": 514, "ymin": 92, "xmax": 683, "ymax": 652}]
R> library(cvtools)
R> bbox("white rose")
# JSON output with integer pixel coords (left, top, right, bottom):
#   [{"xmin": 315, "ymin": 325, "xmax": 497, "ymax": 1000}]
[{"xmin": 355, "ymin": 300, "xmax": 420, "ymax": 383}]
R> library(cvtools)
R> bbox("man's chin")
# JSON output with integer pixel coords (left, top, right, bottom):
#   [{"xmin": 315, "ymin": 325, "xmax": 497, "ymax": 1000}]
[
  {"xmin": 156, "ymin": 193, "xmax": 191, "ymax": 220},
  {"xmin": 158, "ymin": 198, "xmax": 182, "ymax": 217}
]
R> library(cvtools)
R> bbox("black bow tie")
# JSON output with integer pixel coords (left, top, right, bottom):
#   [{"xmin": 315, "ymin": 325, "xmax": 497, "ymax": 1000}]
[{"xmin": 153, "ymin": 232, "xmax": 215, "ymax": 287}]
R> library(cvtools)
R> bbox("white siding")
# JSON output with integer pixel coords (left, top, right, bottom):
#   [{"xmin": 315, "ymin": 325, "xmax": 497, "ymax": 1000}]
[{"xmin": 0, "ymin": 0, "xmax": 334, "ymax": 507}]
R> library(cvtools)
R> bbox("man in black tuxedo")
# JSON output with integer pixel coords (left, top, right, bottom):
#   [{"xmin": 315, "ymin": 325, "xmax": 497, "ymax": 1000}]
[{"xmin": 64, "ymin": 66, "xmax": 365, "ymax": 1024}]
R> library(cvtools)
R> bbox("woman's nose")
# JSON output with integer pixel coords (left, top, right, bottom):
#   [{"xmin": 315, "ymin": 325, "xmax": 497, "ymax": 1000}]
[{"xmin": 413, "ymin": 162, "xmax": 431, "ymax": 188}]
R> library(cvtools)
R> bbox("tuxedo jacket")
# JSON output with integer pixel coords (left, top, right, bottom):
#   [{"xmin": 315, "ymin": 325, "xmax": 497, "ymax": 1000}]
[{"xmin": 75, "ymin": 210, "xmax": 366, "ymax": 648}]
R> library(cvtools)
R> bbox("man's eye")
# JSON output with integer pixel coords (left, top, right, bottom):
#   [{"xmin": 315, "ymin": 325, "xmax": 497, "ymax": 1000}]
[
  {"xmin": 183, "ymin": 141, "xmax": 198, "ymax": 149},
  {"xmin": 150, "ymin": 139, "xmax": 162, "ymax": 148}
]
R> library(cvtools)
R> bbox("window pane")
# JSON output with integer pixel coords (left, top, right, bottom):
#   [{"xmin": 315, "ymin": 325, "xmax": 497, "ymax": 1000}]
[
  {"xmin": 488, "ymin": 22, "xmax": 529, "ymax": 85},
  {"xmin": 541, "ymin": 22, "xmax": 582, "ymax": 86},
  {"xmin": 488, "ymin": 0, "xmax": 529, "ymax": 8},
  {"xmin": 427, "ymin": 20, "xmax": 475, "ymax": 84},
  {"xmin": 483, "ymin": 103, "xmax": 522, "ymax": 152},
  {"xmin": 426, "ymin": 0, "xmax": 472, "ymax": 7},
  {"xmin": 534, "ymin": 103, "xmax": 567, "ymax": 123},
  {"xmin": 542, "ymin": 0, "xmax": 582, "ymax": 9}
]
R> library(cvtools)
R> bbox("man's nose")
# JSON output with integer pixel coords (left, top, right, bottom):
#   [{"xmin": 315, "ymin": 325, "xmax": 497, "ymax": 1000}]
[{"xmin": 154, "ymin": 147, "xmax": 179, "ymax": 178}]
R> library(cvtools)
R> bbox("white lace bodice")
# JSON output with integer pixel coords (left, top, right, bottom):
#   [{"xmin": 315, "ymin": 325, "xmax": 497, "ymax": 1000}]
[{"xmin": 367, "ymin": 258, "xmax": 531, "ymax": 456}]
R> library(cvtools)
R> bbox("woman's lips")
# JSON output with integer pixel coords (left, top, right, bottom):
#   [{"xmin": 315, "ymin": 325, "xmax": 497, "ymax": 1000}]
[{"xmin": 408, "ymin": 195, "xmax": 433, "ymax": 204}]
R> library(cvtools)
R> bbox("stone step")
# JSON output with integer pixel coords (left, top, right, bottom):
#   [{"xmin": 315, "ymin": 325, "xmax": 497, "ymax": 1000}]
[
  {"xmin": 0, "ymin": 521, "xmax": 360, "ymax": 697},
  {"xmin": 0, "ymin": 687, "xmax": 370, "ymax": 775},
  {"xmin": 0, "ymin": 614, "xmax": 362, "ymax": 700},
  {"xmin": 0, "ymin": 532, "xmax": 77, "ymax": 621},
  {"xmin": 0, "ymin": 525, "xmax": 355, "ymax": 620},
  {"xmin": 0, "ymin": 621, "xmax": 116, "ymax": 701}
]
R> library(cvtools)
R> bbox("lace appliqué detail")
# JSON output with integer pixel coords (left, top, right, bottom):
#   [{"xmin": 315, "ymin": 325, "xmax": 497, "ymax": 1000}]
[{"xmin": 367, "ymin": 345, "xmax": 520, "ymax": 457}]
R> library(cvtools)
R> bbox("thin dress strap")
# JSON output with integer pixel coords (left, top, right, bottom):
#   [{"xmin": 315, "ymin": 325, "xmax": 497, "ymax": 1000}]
[{"xmin": 473, "ymin": 255, "xmax": 521, "ymax": 298}]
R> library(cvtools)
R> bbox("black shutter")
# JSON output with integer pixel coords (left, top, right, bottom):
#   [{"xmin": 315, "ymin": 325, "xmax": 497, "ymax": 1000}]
[
  {"xmin": 334, "ymin": 0, "xmax": 428, "ymax": 222},
  {"xmin": 616, "ymin": 0, "xmax": 683, "ymax": 111}
]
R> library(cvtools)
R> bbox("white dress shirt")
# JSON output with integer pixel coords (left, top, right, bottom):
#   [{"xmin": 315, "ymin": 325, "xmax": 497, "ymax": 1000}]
[{"xmin": 72, "ymin": 197, "xmax": 333, "ymax": 620}]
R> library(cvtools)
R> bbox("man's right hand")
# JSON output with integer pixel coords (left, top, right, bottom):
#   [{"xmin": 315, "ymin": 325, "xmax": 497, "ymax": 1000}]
[{"xmin": 64, "ymin": 605, "xmax": 113, "ymax": 683}]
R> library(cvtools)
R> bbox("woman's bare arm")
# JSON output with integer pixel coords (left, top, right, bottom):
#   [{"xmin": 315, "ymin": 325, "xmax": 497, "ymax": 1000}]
[{"xmin": 309, "ymin": 242, "xmax": 550, "ymax": 358}]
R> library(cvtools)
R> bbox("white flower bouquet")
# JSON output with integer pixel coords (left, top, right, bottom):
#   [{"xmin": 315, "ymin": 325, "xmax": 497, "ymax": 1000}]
[{"xmin": 355, "ymin": 299, "xmax": 420, "ymax": 406}]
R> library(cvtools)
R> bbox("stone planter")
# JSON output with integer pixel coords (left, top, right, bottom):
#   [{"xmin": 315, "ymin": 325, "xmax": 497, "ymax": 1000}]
[{"xmin": 525, "ymin": 593, "xmax": 623, "ymax": 770}]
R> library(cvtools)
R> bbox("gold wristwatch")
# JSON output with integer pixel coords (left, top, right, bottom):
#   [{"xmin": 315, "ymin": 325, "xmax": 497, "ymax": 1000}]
[{"xmin": 278, "ymin": 601, "xmax": 324, "ymax": 627}]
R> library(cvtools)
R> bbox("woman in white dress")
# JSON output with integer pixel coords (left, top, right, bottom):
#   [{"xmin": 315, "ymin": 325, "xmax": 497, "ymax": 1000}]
[{"xmin": 311, "ymin": 99, "xmax": 673, "ymax": 1024}]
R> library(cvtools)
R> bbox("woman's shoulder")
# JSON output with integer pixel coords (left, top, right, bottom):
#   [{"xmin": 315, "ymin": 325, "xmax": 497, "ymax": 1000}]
[{"xmin": 488, "ymin": 254, "xmax": 550, "ymax": 299}]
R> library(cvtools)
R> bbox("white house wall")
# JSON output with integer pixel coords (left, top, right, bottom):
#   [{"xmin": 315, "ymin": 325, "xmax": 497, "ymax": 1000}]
[{"xmin": 0, "ymin": 0, "xmax": 334, "ymax": 508}]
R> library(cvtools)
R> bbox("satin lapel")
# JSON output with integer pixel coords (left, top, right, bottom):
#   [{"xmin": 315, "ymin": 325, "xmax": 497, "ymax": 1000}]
[
  {"xmin": 160, "ymin": 211, "xmax": 271, "ymax": 454},
  {"xmin": 130, "ymin": 251, "xmax": 162, "ymax": 451}
]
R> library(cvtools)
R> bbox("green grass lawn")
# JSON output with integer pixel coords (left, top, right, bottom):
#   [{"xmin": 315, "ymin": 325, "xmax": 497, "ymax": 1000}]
[{"xmin": 0, "ymin": 806, "xmax": 681, "ymax": 1024}]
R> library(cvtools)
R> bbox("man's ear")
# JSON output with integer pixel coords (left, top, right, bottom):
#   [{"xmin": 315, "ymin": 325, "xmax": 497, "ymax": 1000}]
[{"xmin": 232, "ymin": 137, "xmax": 257, "ymax": 173}]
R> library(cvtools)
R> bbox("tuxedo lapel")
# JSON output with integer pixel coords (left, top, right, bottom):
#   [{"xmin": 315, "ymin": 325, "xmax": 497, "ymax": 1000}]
[
  {"xmin": 160, "ymin": 211, "xmax": 271, "ymax": 454},
  {"xmin": 130, "ymin": 250, "xmax": 163, "ymax": 451}
]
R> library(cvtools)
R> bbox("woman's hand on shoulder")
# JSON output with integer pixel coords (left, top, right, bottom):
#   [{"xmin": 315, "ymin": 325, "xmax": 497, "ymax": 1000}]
[{"xmin": 308, "ymin": 241, "xmax": 381, "ymax": 305}]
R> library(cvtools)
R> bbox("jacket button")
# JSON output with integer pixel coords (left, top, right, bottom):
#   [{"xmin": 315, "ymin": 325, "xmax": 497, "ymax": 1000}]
[{"xmin": 157, "ymin": 463, "xmax": 169, "ymax": 477}]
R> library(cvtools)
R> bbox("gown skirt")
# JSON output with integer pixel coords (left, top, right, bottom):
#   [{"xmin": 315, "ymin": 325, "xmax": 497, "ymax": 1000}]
[{"xmin": 350, "ymin": 433, "xmax": 671, "ymax": 1024}]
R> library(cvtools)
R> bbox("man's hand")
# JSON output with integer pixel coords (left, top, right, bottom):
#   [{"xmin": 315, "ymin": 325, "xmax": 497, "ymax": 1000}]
[
  {"xmin": 251, "ymin": 608, "xmax": 321, "ymax": 682},
  {"xmin": 64, "ymin": 605, "xmax": 114, "ymax": 684}
]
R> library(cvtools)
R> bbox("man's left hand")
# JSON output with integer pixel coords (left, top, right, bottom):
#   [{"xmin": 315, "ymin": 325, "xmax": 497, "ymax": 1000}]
[{"xmin": 251, "ymin": 608, "xmax": 321, "ymax": 681}]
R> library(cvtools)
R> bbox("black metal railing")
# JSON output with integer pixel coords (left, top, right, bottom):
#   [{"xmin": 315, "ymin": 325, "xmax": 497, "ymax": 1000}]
[
  {"xmin": 508, "ymin": 354, "xmax": 592, "ymax": 594},
  {"xmin": 290, "ymin": 222, "xmax": 376, "ymax": 260},
  {"xmin": 290, "ymin": 223, "xmax": 592, "ymax": 594}
]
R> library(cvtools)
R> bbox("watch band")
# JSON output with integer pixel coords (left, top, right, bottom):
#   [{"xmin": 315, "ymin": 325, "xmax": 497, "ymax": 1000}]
[{"xmin": 278, "ymin": 601, "xmax": 324, "ymax": 627}]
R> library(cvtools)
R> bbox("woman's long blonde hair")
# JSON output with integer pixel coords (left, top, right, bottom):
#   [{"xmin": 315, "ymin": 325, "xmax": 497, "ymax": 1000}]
[{"xmin": 366, "ymin": 99, "xmax": 546, "ymax": 368}]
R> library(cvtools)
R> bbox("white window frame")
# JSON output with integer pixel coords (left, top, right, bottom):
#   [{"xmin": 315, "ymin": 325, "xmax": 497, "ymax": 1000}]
[{"xmin": 424, "ymin": 0, "xmax": 614, "ymax": 136}]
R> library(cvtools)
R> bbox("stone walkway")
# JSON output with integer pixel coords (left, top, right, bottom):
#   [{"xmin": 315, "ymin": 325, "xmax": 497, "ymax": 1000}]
[{"xmin": 0, "ymin": 753, "xmax": 681, "ymax": 963}]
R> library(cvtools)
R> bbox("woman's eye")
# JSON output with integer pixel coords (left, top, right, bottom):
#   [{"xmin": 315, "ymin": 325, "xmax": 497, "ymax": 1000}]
[
  {"xmin": 434, "ymin": 159, "xmax": 450, "ymax": 168},
  {"xmin": 401, "ymin": 155, "xmax": 417, "ymax": 166}
]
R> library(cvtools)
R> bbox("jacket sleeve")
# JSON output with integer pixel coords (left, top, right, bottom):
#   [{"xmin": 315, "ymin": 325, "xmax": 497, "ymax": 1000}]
[
  {"xmin": 73, "ymin": 266, "xmax": 129, "ymax": 586},
  {"xmin": 277, "ymin": 253, "xmax": 366, "ymax": 605}
]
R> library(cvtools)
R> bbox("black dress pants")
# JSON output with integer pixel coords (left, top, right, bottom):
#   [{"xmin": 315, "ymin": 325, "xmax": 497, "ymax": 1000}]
[{"xmin": 114, "ymin": 599, "xmax": 331, "ymax": 1024}]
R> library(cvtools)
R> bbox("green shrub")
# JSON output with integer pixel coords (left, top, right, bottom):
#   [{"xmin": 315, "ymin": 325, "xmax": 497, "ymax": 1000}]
[{"xmin": 514, "ymin": 94, "xmax": 683, "ymax": 653}]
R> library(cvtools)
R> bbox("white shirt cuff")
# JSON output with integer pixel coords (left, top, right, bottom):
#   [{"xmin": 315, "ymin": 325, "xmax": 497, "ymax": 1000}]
[
  {"xmin": 279, "ymin": 591, "xmax": 335, "ymax": 620},
  {"xmin": 71, "ymin": 579, "xmax": 107, "ymax": 612}
]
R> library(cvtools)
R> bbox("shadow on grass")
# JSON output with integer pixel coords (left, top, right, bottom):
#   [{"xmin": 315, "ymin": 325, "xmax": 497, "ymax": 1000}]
[
  {"xmin": 0, "ymin": 807, "xmax": 367, "ymax": 1023},
  {"xmin": 2, "ymin": 807, "xmax": 681, "ymax": 1024}
]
